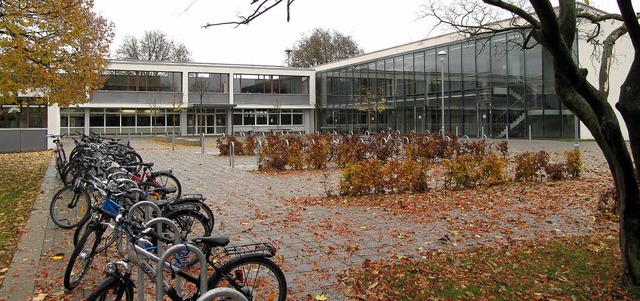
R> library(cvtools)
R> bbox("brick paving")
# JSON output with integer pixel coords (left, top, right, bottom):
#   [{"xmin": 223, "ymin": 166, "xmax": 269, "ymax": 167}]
[{"xmin": 0, "ymin": 137, "xmax": 611, "ymax": 300}]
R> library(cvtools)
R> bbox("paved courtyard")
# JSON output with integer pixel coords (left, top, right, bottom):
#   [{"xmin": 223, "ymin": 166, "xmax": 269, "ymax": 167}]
[{"xmin": 0, "ymin": 137, "xmax": 613, "ymax": 300}]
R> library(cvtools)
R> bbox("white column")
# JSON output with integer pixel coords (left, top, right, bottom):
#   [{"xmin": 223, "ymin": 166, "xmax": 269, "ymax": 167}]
[{"xmin": 47, "ymin": 104, "xmax": 60, "ymax": 149}]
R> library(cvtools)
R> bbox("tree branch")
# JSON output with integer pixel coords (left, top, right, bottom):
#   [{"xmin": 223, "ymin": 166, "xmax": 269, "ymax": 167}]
[
  {"xmin": 203, "ymin": 0, "xmax": 296, "ymax": 28},
  {"xmin": 599, "ymin": 24, "xmax": 628, "ymax": 96}
]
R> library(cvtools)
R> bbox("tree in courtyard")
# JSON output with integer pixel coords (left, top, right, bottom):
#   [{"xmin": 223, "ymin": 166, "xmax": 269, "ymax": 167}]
[
  {"xmin": 0, "ymin": 0, "xmax": 114, "ymax": 106},
  {"xmin": 115, "ymin": 30, "xmax": 192, "ymax": 62},
  {"xmin": 288, "ymin": 28, "xmax": 364, "ymax": 68},
  {"xmin": 352, "ymin": 85, "xmax": 387, "ymax": 133},
  {"xmin": 202, "ymin": 0, "xmax": 640, "ymax": 290}
]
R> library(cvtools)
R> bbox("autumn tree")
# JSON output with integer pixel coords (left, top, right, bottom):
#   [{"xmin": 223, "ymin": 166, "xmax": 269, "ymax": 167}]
[
  {"xmin": 288, "ymin": 28, "xmax": 364, "ymax": 68},
  {"xmin": 353, "ymin": 86, "xmax": 387, "ymax": 133},
  {"xmin": 115, "ymin": 30, "xmax": 192, "ymax": 62},
  {"xmin": 0, "ymin": 0, "xmax": 114, "ymax": 106},
  {"xmin": 420, "ymin": 0, "xmax": 640, "ymax": 290}
]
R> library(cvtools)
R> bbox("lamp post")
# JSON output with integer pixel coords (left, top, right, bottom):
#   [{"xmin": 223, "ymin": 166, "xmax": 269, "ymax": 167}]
[{"xmin": 438, "ymin": 50, "xmax": 447, "ymax": 140}]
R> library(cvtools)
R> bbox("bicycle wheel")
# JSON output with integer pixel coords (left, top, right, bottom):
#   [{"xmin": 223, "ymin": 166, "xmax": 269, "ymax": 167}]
[
  {"xmin": 64, "ymin": 221, "xmax": 102, "ymax": 290},
  {"xmin": 55, "ymin": 149, "xmax": 66, "ymax": 179},
  {"xmin": 50, "ymin": 186, "xmax": 91, "ymax": 229},
  {"xmin": 147, "ymin": 173, "xmax": 182, "ymax": 199},
  {"xmin": 164, "ymin": 209, "xmax": 211, "ymax": 266},
  {"xmin": 74, "ymin": 217, "xmax": 117, "ymax": 254},
  {"xmin": 208, "ymin": 256, "xmax": 287, "ymax": 301},
  {"xmin": 123, "ymin": 151, "xmax": 143, "ymax": 172},
  {"xmin": 86, "ymin": 275, "xmax": 134, "ymax": 301}
]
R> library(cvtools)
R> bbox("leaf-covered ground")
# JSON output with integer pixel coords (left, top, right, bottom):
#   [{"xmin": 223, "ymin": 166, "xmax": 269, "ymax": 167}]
[
  {"xmin": 285, "ymin": 167, "xmax": 624, "ymax": 300},
  {"xmin": 0, "ymin": 151, "xmax": 51, "ymax": 288}
]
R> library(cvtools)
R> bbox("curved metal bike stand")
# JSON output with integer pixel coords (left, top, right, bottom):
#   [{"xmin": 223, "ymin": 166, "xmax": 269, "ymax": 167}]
[
  {"xmin": 127, "ymin": 201, "xmax": 162, "ymax": 301},
  {"xmin": 196, "ymin": 288, "xmax": 248, "ymax": 301},
  {"xmin": 156, "ymin": 243, "xmax": 208, "ymax": 301},
  {"xmin": 229, "ymin": 141, "xmax": 235, "ymax": 168}
]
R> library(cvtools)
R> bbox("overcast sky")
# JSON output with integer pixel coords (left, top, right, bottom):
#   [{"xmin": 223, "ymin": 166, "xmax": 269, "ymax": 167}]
[{"xmin": 92, "ymin": 0, "xmax": 634, "ymax": 66}]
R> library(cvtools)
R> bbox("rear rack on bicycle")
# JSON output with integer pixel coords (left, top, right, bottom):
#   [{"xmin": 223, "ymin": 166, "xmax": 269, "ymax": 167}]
[
  {"xmin": 222, "ymin": 242, "xmax": 277, "ymax": 258},
  {"xmin": 178, "ymin": 194, "xmax": 205, "ymax": 201}
]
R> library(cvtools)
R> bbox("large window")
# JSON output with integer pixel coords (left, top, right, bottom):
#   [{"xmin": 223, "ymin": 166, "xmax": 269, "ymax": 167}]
[
  {"xmin": 0, "ymin": 100, "xmax": 47, "ymax": 128},
  {"xmin": 232, "ymin": 109, "xmax": 304, "ymax": 126},
  {"xmin": 102, "ymin": 70, "xmax": 182, "ymax": 92},
  {"xmin": 233, "ymin": 74, "xmax": 309, "ymax": 94},
  {"xmin": 188, "ymin": 72, "xmax": 229, "ymax": 93}
]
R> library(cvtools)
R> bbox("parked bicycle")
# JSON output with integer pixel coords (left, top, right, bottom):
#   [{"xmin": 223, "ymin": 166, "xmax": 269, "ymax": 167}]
[
  {"xmin": 47, "ymin": 133, "xmax": 68, "ymax": 179},
  {"xmin": 85, "ymin": 203, "xmax": 286, "ymax": 301}
]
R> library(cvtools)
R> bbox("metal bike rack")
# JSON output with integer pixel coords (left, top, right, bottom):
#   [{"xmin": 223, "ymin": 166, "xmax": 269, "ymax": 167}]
[
  {"xmin": 463, "ymin": 135, "xmax": 470, "ymax": 143},
  {"xmin": 127, "ymin": 201, "xmax": 162, "ymax": 301},
  {"xmin": 229, "ymin": 141, "xmax": 235, "ymax": 168},
  {"xmin": 256, "ymin": 140, "xmax": 263, "ymax": 165},
  {"xmin": 155, "ymin": 242, "xmax": 208, "ymax": 301},
  {"xmin": 196, "ymin": 288, "xmax": 248, "ymax": 301}
]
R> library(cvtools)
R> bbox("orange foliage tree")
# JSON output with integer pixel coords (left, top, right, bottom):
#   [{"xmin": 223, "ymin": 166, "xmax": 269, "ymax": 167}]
[{"xmin": 0, "ymin": 0, "xmax": 114, "ymax": 106}]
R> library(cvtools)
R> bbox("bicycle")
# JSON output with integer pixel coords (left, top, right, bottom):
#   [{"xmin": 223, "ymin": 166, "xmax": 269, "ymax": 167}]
[
  {"xmin": 86, "ymin": 211, "xmax": 287, "ymax": 301},
  {"xmin": 47, "ymin": 133, "xmax": 68, "ymax": 179}
]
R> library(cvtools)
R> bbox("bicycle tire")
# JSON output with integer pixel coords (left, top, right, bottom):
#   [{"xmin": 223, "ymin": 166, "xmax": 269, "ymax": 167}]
[
  {"xmin": 147, "ymin": 173, "xmax": 182, "ymax": 199},
  {"xmin": 170, "ymin": 199, "xmax": 215, "ymax": 232},
  {"xmin": 74, "ymin": 217, "xmax": 117, "ymax": 254},
  {"xmin": 123, "ymin": 151, "xmax": 143, "ymax": 173},
  {"xmin": 208, "ymin": 256, "xmax": 287, "ymax": 301},
  {"xmin": 64, "ymin": 221, "xmax": 102, "ymax": 290},
  {"xmin": 164, "ymin": 209, "xmax": 212, "ymax": 267},
  {"xmin": 86, "ymin": 275, "xmax": 134, "ymax": 301},
  {"xmin": 50, "ymin": 186, "xmax": 91, "ymax": 229},
  {"xmin": 55, "ymin": 150, "xmax": 66, "ymax": 179}
]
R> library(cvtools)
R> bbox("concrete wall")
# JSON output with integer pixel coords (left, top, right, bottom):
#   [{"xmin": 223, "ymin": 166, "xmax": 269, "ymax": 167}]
[{"xmin": 0, "ymin": 129, "xmax": 48, "ymax": 153}]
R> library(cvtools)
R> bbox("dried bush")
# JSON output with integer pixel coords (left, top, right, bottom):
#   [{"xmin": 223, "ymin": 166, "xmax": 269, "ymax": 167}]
[
  {"xmin": 384, "ymin": 159, "xmax": 430, "ymax": 193},
  {"xmin": 459, "ymin": 140, "xmax": 488, "ymax": 157},
  {"xmin": 479, "ymin": 152, "xmax": 508, "ymax": 186},
  {"xmin": 217, "ymin": 136, "xmax": 244, "ymax": 156},
  {"xmin": 340, "ymin": 159, "xmax": 385, "ymax": 196},
  {"xmin": 305, "ymin": 134, "xmax": 331, "ymax": 169},
  {"xmin": 597, "ymin": 183, "xmax": 618, "ymax": 220},
  {"xmin": 564, "ymin": 149, "xmax": 582, "ymax": 178},
  {"xmin": 243, "ymin": 136, "xmax": 256, "ymax": 155},
  {"xmin": 259, "ymin": 135, "xmax": 288, "ymax": 171},
  {"xmin": 544, "ymin": 163, "xmax": 567, "ymax": 181},
  {"xmin": 514, "ymin": 150, "xmax": 549, "ymax": 181},
  {"xmin": 335, "ymin": 135, "xmax": 368, "ymax": 167},
  {"xmin": 285, "ymin": 135, "xmax": 305, "ymax": 170},
  {"xmin": 443, "ymin": 154, "xmax": 482, "ymax": 188},
  {"xmin": 369, "ymin": 133, "xmax": 400, "ymax": 162}
]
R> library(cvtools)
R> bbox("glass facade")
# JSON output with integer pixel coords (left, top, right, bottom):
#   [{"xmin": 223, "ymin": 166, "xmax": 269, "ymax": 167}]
[
  {"xmin": 232, "ymin": 109, "xmax": 304, "ymax": 127},
  {"xmin": 188, "ymin": 72, "xmax": 229, "ymax": 93},
  {"xmin": 61, "ymin": 108, "xmax": 181, "ymax": 135},
  {"xmin": 102, "ymin": 70, "xmax": 182, "ymax": 92},
  {"xmin": 316, "ymin": 33, "xmax": 576, "ymax": 139},
  {"xmin": 0, "ymin": 99, "xmax": 47, "ymax": 128},
  {"xmin": 233, "ymin": 74, "xmax": 309, "ymax": 94}
]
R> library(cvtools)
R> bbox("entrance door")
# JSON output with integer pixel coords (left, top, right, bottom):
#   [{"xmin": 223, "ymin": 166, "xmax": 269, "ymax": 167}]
[{"xmin": 476, "ymin": 102, "xmax": 491, "ymax": 138}]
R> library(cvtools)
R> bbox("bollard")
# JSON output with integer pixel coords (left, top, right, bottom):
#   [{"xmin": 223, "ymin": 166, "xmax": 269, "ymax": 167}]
[
  {"xmin": 229, "ymin": 141, "xmax": 235, "ymax": 168},
  {"xmin": 256, "ymin": 140, "xmax": 263, "ymax": 166}
]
